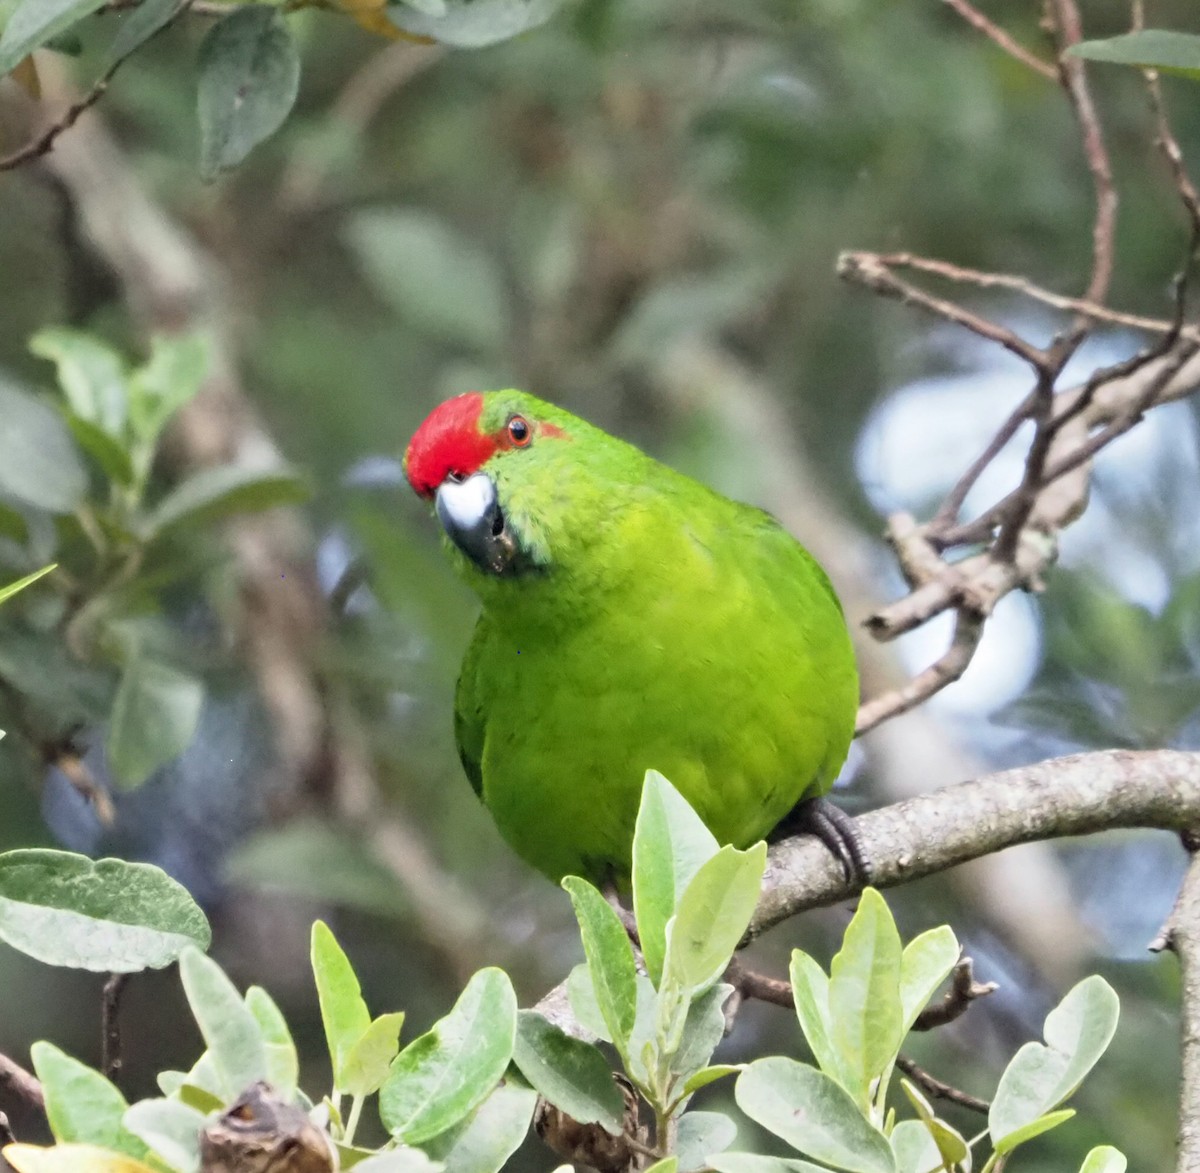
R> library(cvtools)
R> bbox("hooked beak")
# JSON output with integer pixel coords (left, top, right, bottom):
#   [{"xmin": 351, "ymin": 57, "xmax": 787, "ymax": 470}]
[{"xmin": 435, "ymin": 473, "xmax": 524, "ymax": 576}]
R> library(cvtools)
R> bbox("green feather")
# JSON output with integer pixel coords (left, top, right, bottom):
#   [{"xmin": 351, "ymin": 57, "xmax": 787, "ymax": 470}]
[{"xmin": 431, "ymin": 390, "xmax": 858, "ymax": 884}]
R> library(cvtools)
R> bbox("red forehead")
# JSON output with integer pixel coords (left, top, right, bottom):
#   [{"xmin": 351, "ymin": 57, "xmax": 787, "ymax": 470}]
[{"xmin": 404, "ymin": 393, "xmax": 497, "ymax": 498}]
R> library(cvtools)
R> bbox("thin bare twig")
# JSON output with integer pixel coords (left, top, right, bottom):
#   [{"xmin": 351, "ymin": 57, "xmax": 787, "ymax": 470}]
[
  {"xmin": 0, "ymin": 1051, "xmax": 44, "ymax": 1112},
  {"xmin": 0, "ymin": 0, "xmax": 192, "ymax": 172},
  {"xmin": 896, "ymin": 1055, "xmax": 991, "ymax": 1115},
  {"xmin": 837, "ymin": 252, "xmax": 1047, "ymax": 369},
  {"xmin": 939, "ymin": 0, "xmax": 1058, "ymax": 80},
  {"xmin": 912, "ymin": 958, "xmax": 998, "ymax": 1031},
  {"xmin": 101, "ymin": 973, "xmax": 128, "ymax": 1086}
]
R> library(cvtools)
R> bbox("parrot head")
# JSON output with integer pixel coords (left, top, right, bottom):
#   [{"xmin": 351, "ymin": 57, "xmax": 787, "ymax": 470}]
[{"xmin": 404, "ymin": 391, "xmax": 582, "ymax": 578}]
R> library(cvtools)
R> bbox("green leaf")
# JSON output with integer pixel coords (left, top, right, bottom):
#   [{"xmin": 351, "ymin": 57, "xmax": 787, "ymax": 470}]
[
  {"xmin": 0, "ymin": 564, "xmax": 55, "ymax": 606},
  {"xmin": 665, "ymin": 842, "xmax": 765, "ymax": 994},
  {"xmin": 108, "ymin": 651, "xmax": 204, "ymax": 790},
  {"xmin": 246, "ymin": 985, "xmax": 299, "ymax": 1098},
  {"xmin": 106, "ymin": 0, "xmax": 186, "ymax": 68},
  {"xmin": 735, "ymin": 1057, "xmax": 895, "ymax": 1173},
  {"xmin": 344, "ymin": 210, "xmax": 508, "ymax": 353},
  {"xmin": 676, "ymin": 1111, "xmax": 736, "ymax": 1173},
  {"xmin": 828, "ymin": 888, "xmax": 904, "ymax": 1100},
  {"xmin": 989, "ymin": 975, "xmax": 1119, "ymax": 1146},
  {"xmin": 64, "ymin": 414, "xmax": 135, "ymax": 486},
  {"xmin": 1079, "ymin": 1146, "xmax": 1128, "ymax": 1173},
  {"xmin": 30, "ymin": 329, "xmax": 127, "ymax": 435},
  {"xmin": 427, "ymin": 1082, "xmax": 537, "ymax": 1173},
  {"xmin": 178, "ymin": 946, "xmax": 269, "ymax": 1100},
  {"xmin": 561, "ymin": 877, "xmax": 637, "ymax": 1050},
  {"xmin": 197, "ymin": 5, "xmax": 300, "ymax": 179},
  {"xmin": 354, "ymin": 1151, "xmax": 445, "ymax": 1173},
  {"xmin": 0, "ymin": 0, "xmax": 107, "ymax": 78},
  {"xmin": 31, "ymin": 1044, "xmax": 147, "ymax": 1160},
  {"xmin": 121, "ymin": 1098, "xmax": 206, "ymax": 1173},
  {"xmin": 512, "ymin": 1011, "xmax": 624, "ymax": 1135},
  {"xmin": 898, "ymin": 926, "xmax": 960, "ymax": 1033},
  {"xmin": 888, "ymin": 1120, "xmax": 940, "ymax": 1173},
  {"xmin": 311, "ymin": 920, "xmax": 372, "ymax": 1091},
  {"xmin": 632, "ymin": 769, "xmax": 719, "ymax": 987},
  {"xmin": 0, "ymin": 850, "xmax": 209, "ymax": 970},
  {"xmin": 898, "ymin": 1080, "xmax": 969, "ymax": 1170},
  {"xmin": 789, "ymin": 950, "xmax": 850, "ymax": 1090},
  {"xmin": 0, "ymin": 382, "xmax": 87, "ymax": 514},
  {"xmin": 680, "ymin": 1063, "xmax": 742, "ymax": 1097},
  {"xmin": 127, "ymin": 333, "xmax": 209, "ymax": 448},
  {"xmin": 1, "ymin": 1144, "xmax": 160, "ymax": 1173},
  {"xmin": 386, "ymin": 0, "xmax": 562, "ymax": 47},
  {"xmin": 142, "ymin": 464, "xmax": 309, "ymax": 539},
  {"xmin": 565, "ymin": 962, "xmax": 611, "ymax": 1043},
  {"xmin": 643, "ymin": 1160, "xmax": 678, "ymax": 1173},
  {"xmin": 710, "ymin": 1157, "xmax": 832, "ymax": 1173},
  {"xmin": 994, "ymin": 1109, "xmax": 1075, "ymax": 1155},
  {"xmin": 380, "ymin": 967, "xmax": 517, "ymax": 1145},
  {"xmin": 670, "ymin": 982, "xmax": 732, "ymax": 1081},
  {"xmin": 1069, "ymin": 30, "xmax": 1200, "ymax": 79},
  {"xmin": 343, "ymin": 1012, "xmax": 407, "ymax": 1098}
]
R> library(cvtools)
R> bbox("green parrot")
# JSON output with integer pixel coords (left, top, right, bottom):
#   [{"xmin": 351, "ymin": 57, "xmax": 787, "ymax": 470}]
[{"xmin": 404, "ymin": 390, "xmax": 862, "ymax": 886}]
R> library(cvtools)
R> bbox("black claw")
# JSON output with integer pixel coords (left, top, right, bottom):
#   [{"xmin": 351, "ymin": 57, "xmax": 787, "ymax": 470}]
[{"xmin": 769, "ymin": 795, "xmax": 871, "ymax": 885}]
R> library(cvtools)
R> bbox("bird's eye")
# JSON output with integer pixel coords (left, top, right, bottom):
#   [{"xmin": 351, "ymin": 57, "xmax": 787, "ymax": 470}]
[{"xmin": 507, "ymin": 415, "xmax": 532, "ymax": 446}]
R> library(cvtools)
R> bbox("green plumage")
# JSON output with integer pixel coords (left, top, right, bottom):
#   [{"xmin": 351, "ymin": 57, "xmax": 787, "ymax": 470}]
[{"xmin": 419, "ymin": 391, "xmax": 858, "ymax": 884}]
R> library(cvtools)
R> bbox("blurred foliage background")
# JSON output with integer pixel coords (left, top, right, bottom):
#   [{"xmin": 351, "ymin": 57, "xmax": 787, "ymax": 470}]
[{"xmin": 1, "ymin": 0, "xmax": 1199, "ymax": 1168}]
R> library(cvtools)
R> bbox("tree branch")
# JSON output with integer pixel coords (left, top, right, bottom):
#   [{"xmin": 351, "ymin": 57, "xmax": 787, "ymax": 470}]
[
  {"xmin": 939, "ymin": 0, "xmax": 1058, "ymax": 81},
  {"xmin": 752, "ymin": 748, "xmax": 1198, "ymax": 936},
  {"xmin": 0, "ymin": 1052, "xmax": 43, "ymax": 1113}
]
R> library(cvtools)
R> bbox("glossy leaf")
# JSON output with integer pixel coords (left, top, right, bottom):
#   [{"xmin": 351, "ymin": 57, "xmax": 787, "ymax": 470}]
[
  {"xmin": 343, "ymin": 1012, "xmax": 406, "ymax": 1098},
  {"xmin": 675, "ymin": 1110, "xmax": 736, "ymax": 1173},
  {"xmin": 122, "ymin": 1098, "xmax": 206, "ymax": 1173},
  {"xmin": 127, "ymin": 333, "xmax": 209, "ymax": 448},
  {"xmin": 311, "ymin": 920, "xmax": 372, "ymax": 1090},
  {"xmin": 197, "ymin": 5, "xmax": 300, "ymax": 179},
  {"xmin": 789, "ymin": 950, "xmax": 850, "ymax": 1091},
  {"xmin": 710, "ymin": 1156, "xmax": 831, "ymax": 1173},
  {"xmin": 829, "ymin": 888, "xmax": 903, "ymax": 1099},
  {"xmin": 1069, "ymin": 30, "xmax": 1200, "ymax": 80},
  {"xmin": 143, "ymin": 464, "xmax": 309, "ymax": 539},
  {"xmin": 108, "ymin": 651, "xmax": 204, "ymax": 790},
  {"xmin": 898, "ymin": 926, "xmax": 959, "ymax": 1033},
  {"xmin": 246, "ymin": 985, "xmax": 299, "ymax": 1097},
  {"xmin": 561, "ymin": 877, "xmax": 637, "ymax": 1049},
  {"xmin": 989, "ymin": 975, "xmax": 1119, "ymax": 1146},
  {"xmin": 30, "ymin": 328, "xmax": 127, "ymax": 434},
  {"xmin": 179, "ymin": 947, "xmax": 269, "ymax": 1099},
  {"xmin": 0, "ymin": 849, "xmax": 209, "ymax": 971},
  {"xmin": 0, "ymin": 0, "xmax": 107, "ymax": 77},
  {"xmin": 512, "ymin": 1010, "xmax": 624, "ymax": 1134},
  {"xmin": 0, "ymin": 382, "xmax": 87, "ymax": 513},
  {"xmin": 428, "ymin": 1081, "xmax": 537, "ymax": 1173},
  {"xmin": 632, "ymin": 769, "xmax": 718, "ymax": 986},
  {"xmin": 0, "ymin": 564, "xmax": 56, "ymax": 606},
  {"xmin": 1, "ymin": 1145, "xmax": 158, "ymax": 1173},
  {"xmin": 665, "ymin": 842, "xmax": 766, "ymax": 993},
  {"xmin": 735, "ymin": 1057, "xmax": 895, "ymax": 1173},
  {"xmin": 680, "ymin": 1063, "xmax": 742, "ymax": 1097},
  {"xmin": 1079, "ymin": 1146, "xmax": 1128, "ymax": 1173},
  {"xmin": 31, "ymin": 1044, "xmax": 147, "ymax": 1160},
  {"xmin": 899, "ymin": 1080, "xmax": 969, "ymax": 1170},
  {"xmin": 64, "ymin": 414, "xmax": 135, "ymax": 486},
  {"xmin": 994, "ymin": 1109, "xmax": 1075, "ymax": 1156},
  {"xmin": 386, "ymin": 0, "xmax": 561, "ymax": 47},
  {"xmin": 106, "ymin": 0, "xmax": 186, "ymax": 68},
  {"xmin": 380, "ymin": 967, "xmax": 517, "ymax": 1144}
]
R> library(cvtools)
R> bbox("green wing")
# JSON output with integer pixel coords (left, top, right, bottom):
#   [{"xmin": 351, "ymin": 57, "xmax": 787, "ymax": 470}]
[{"xmin": 453, "ymin": 618, "xmax": 488, "ymax": 798}]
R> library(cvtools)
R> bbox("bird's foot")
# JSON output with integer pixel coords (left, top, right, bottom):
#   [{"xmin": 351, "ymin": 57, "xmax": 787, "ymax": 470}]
[{"xmin": 770, "ymin": 795, "xmax": 871, "ymax": 885}]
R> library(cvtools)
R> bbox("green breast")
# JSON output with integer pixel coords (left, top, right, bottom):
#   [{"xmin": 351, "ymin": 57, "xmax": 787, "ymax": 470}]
[{"xmin": 454, "ymin": 482, "xmax": 858, "ymax": 885}]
